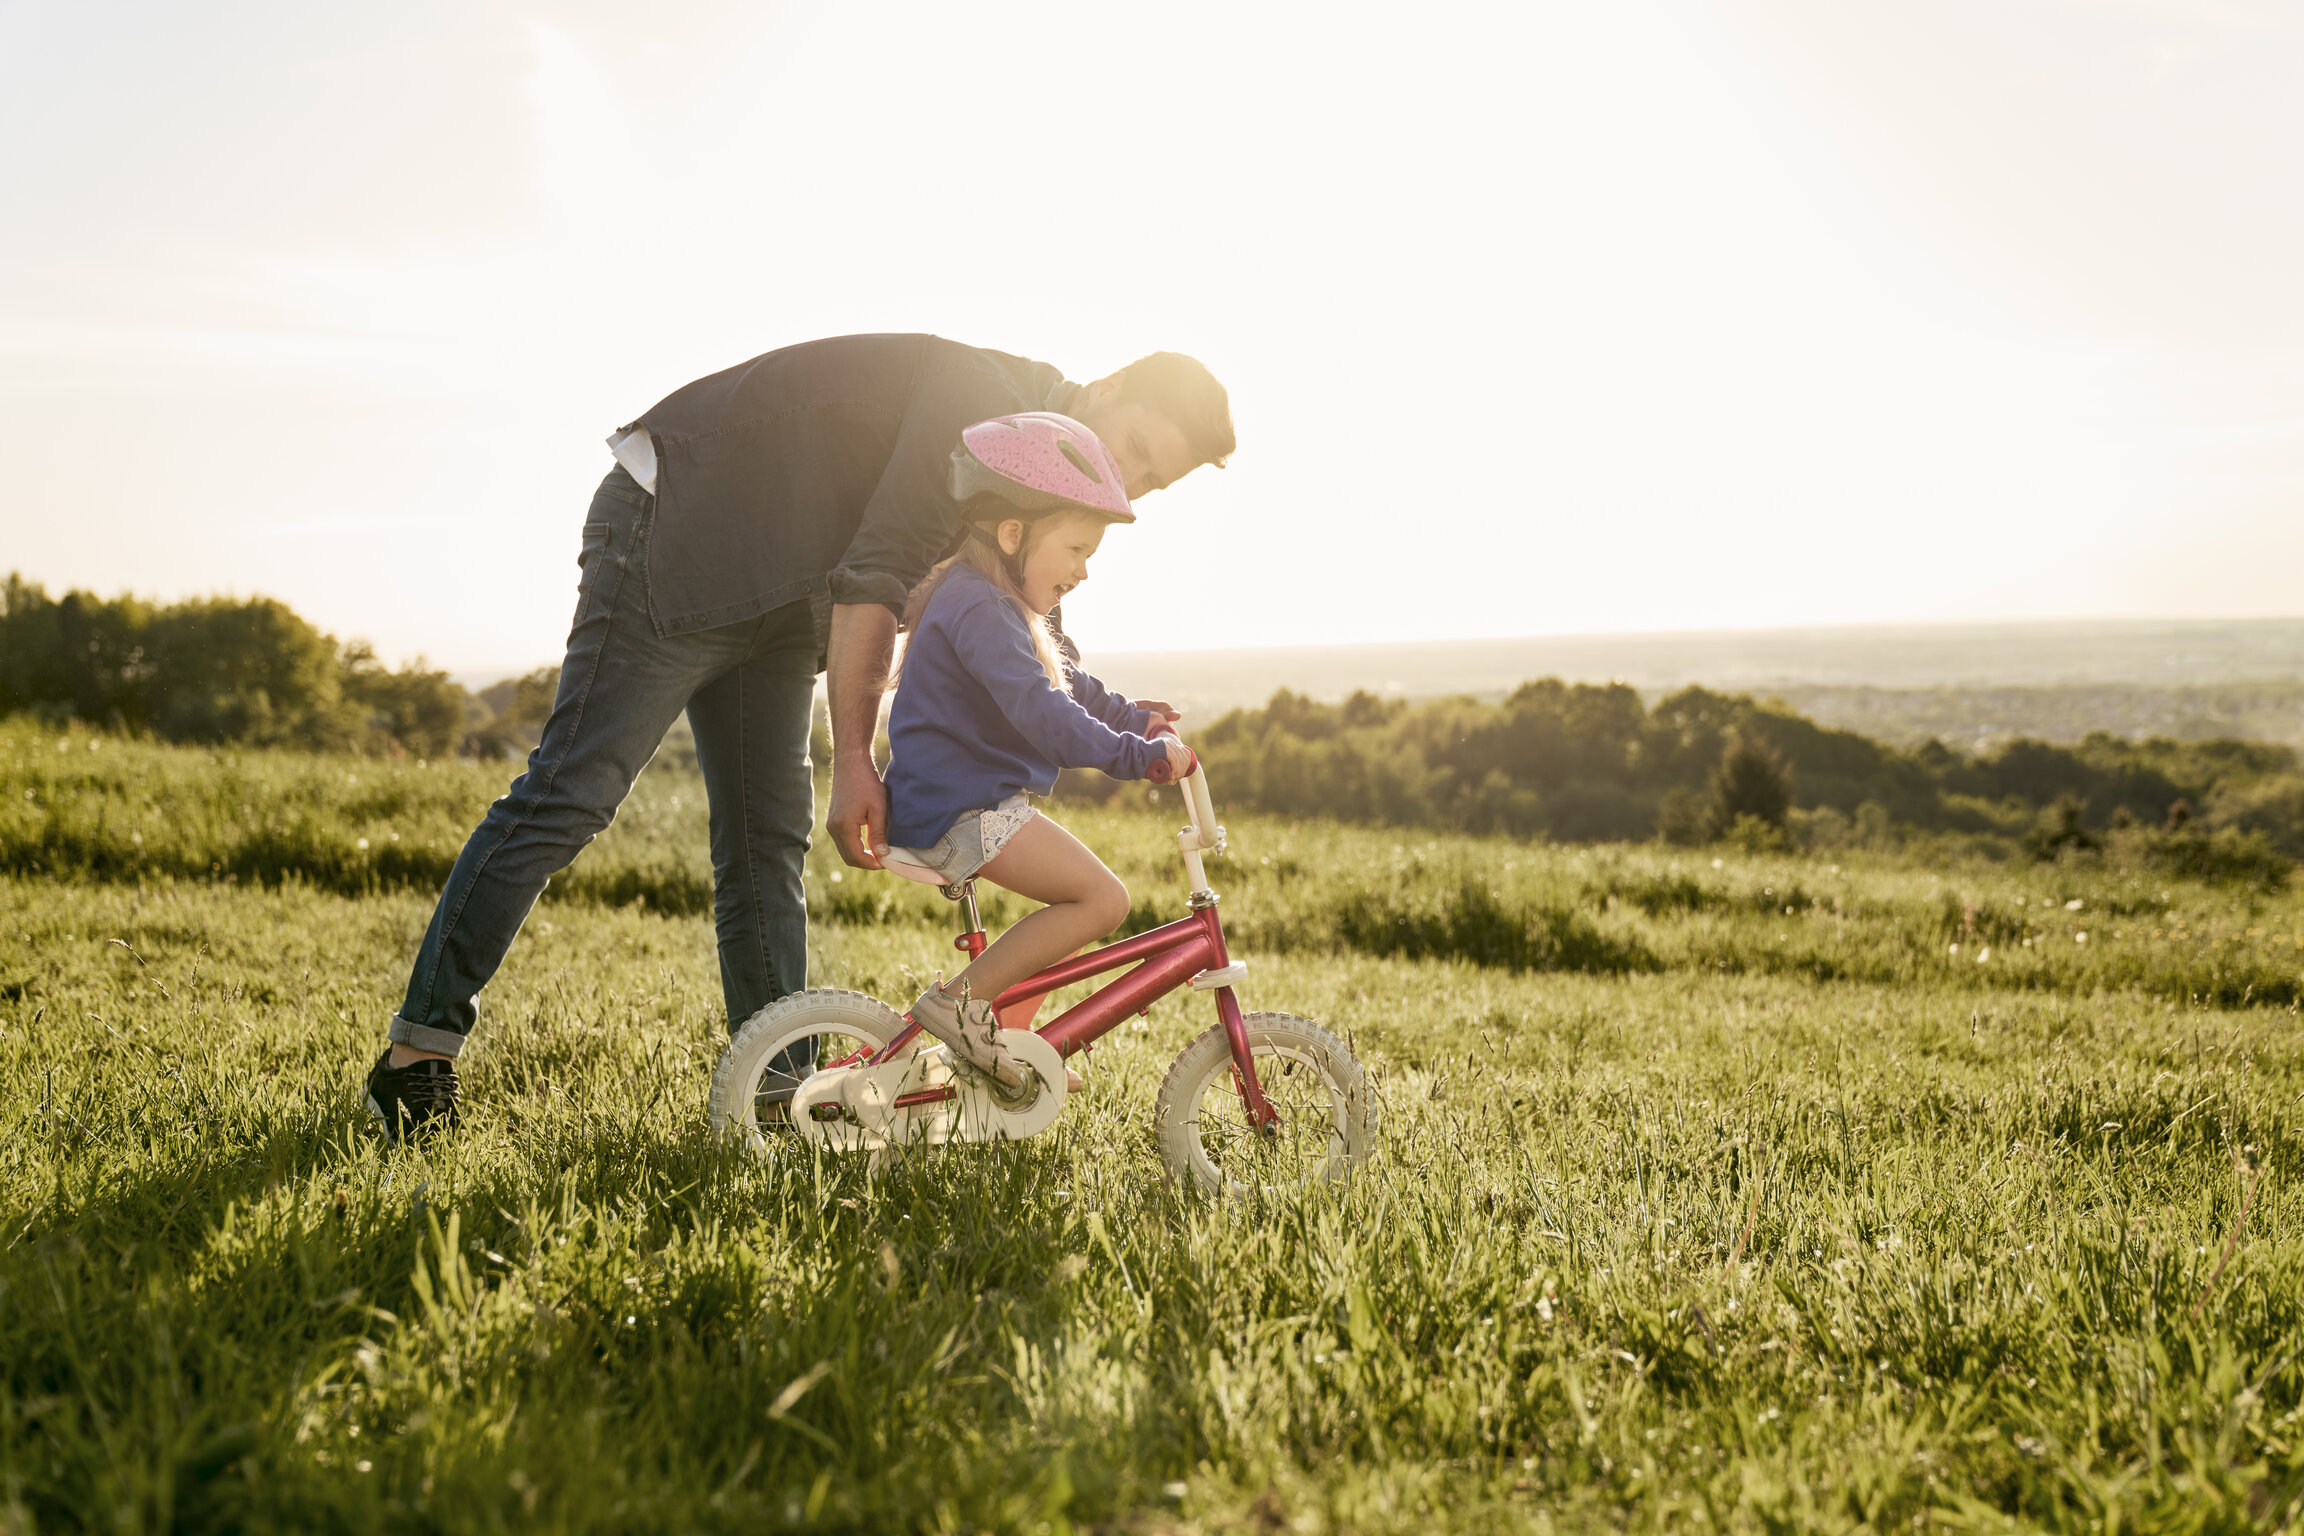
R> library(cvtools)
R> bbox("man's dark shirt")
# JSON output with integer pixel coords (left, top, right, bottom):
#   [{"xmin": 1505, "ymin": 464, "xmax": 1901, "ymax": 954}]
[{"xmin": 630, "ymin": 333, "xmax": 1076, "ymax": 651}]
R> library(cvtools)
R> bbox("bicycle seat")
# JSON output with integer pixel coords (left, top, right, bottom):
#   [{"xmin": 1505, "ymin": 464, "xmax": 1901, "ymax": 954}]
[{"xmin": 881, "ymin": 847, "xmax": 950, "ymax": 888}]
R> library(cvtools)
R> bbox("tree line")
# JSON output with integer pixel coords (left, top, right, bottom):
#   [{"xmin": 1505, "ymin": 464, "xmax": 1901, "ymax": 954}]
[
  {"xmin": 1155, "ymin": 679, "xmax": 2303, "ymax": 879},
  {"xmin": 8, "ymin": 572, "xmax": 2299, "ymax": 878},
  {"xmin": 0, "ymin": 574, "xmax": 555, "ymax": 759}
]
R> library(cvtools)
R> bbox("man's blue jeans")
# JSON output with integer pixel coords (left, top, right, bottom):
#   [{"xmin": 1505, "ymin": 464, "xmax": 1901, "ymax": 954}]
[{"xmin": 390, "ymin": 466, "xmax": 817, "ymax": 1056}]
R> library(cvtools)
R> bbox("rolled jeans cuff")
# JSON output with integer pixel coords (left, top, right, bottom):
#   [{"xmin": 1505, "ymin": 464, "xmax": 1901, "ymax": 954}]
[{"xmin": 388, "ymin": 1016, "xmax": 469, "ymax": 1058}]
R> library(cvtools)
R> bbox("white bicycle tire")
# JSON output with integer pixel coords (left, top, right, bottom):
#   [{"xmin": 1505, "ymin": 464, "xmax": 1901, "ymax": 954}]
[{"xmin": 709, "ymin": 989, "xmax": 905, "ymax": 1151}]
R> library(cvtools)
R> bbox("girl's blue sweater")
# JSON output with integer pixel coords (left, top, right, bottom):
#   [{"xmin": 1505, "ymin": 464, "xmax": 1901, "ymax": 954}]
[{"xmin": 884, "ymin": 563, "xmax": 1159, "ymax": 849}]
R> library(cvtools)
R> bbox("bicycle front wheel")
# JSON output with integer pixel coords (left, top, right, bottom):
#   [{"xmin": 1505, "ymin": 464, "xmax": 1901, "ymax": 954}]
[{"xmin": 1153, "ymin": 1012, "xmax": 1373, "ymax": 1196}]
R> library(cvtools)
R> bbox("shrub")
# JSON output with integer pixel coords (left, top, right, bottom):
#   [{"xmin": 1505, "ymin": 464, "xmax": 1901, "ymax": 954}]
[
  {"xmin": 1327, "ymin": 878, "xmax": 1656, "ymax": 974},
  {"xmin": 2025, "ymin": 795, "xmax": 2101, "ymax": 860},
  {"xmin": 2117, "ymin": 826, "xmax": 2291, "ymax": 893},
  {"xmin": 1724, "ymin": 813, "xmax": 1788, "ymax": 855}
]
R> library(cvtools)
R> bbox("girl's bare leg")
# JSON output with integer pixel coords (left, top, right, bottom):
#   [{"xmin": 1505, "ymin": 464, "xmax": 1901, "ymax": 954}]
[{"xmin": 944, "ymin": 815, "xmax": 1128, "ymax": 1004}]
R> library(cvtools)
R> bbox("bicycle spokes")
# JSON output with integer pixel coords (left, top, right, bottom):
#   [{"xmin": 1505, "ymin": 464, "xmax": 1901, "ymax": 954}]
[{"xmin": 1196, "ymin": 1047, "xmax": 1349, "ymax": 1188}]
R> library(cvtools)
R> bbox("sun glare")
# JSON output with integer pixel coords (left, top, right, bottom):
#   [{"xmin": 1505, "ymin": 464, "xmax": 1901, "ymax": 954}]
[{"xmin": 2, "ymin": 0, "xmax": 2299, "ymax": 674}]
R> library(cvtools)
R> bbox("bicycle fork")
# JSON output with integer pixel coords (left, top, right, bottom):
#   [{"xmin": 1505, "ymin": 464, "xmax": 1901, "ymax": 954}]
[{"xmin": 1192, "ymin": 899, "xmax": 1277, "ymax": 1132}]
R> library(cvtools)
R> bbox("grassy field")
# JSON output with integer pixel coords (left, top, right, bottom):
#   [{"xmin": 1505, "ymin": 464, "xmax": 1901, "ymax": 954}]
[{"xmin": 5, "ymin": 720, "xmax": 2304, "ymax": 1532}]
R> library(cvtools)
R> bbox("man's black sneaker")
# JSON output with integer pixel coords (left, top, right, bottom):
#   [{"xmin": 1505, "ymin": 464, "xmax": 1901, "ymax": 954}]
[{"xmin": 365, "ymin": 1048, "xmax": 460, "ymax": 1142}]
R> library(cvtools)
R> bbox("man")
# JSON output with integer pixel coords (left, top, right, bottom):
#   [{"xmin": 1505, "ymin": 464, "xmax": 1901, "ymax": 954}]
[{"xmin": 364, "ymin": 334, "xmax": 1234, "ymax": 1139}]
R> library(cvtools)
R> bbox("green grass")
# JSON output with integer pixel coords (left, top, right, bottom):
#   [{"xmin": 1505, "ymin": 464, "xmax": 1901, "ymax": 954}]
[
  {"xmin": 5, "ymin": 725, "xmax": 2304, "ymax": 1532},
  {"xmin": 10, "ymin": 718, "xmax": 2301, "ymax": 1011}
]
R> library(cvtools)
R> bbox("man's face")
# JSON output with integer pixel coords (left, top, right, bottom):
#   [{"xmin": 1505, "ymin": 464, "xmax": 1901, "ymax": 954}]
[{"xmin": 1079, "ymin": 397, "xmax": 1201, "ymax": 500}]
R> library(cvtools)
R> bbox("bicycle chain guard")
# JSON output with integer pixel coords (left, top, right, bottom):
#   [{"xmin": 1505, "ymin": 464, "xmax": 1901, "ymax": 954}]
[{"xmin": 791, "ymin": 1029, "xmax": 1067, "ymax": 1154}]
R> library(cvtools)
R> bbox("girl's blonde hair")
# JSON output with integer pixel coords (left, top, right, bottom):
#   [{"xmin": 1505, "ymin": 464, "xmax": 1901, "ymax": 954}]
[{"xmin": 899, "ymin": 513, "xmax": 1073, "ymax": 691}]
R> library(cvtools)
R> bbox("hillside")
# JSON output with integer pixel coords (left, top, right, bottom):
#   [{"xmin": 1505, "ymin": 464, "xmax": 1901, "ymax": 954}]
[
  {"xmin": 1768, "ymin": 680, "xmax": 2304, "ymax": 754},
  {"xmin": 1090, "ymin": 617, "xmax": 2304, "ymax": 750}
]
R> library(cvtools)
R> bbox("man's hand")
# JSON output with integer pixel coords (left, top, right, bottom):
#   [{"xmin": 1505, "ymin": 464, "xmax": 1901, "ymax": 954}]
[
  {"xmin": 827, "ymin": 762, "xmax": 890, "ymax": 870},
  {"xmin": 1136, "ymin": 699, "xmax": 1183, "ymax": 737},
  {"xmin": 826, "ymin": 603, "xmax": 898, "ymax": 869}
]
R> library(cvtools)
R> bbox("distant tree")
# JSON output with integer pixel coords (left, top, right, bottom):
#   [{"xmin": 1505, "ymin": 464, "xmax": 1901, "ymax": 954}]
[
  {"xmin": 0, "ymin": 574, "xmax": 64, "ymax": 716},
  {"xmin": 1339, "ymin": 689, "xmax": 1403, "ymax": 731},
  {"xmin": 470, "ymin": 666, "xmax": 559, "ymax": 758},
  {"xmin": 343, "ymin": 643, "xmax": 470, "ymax": 758},
  {"xmin": 1262, "ymin": 688, "xmax": 1343, "ymax": 742},
  {"xmin": 0, "ymin": 571, "xmax": 500, "ymax": 757},
  {"xmin": 51, "ymin": 588, "xmax": 161, "ymax": 728},
  {"xmin": 1656, "ymin": 786, "xmax": 1712, "ymax": 846},
  {"xmin": 1709, "ymin": 731, "xmax": 1792, "ymax": 832},
  {"xmin": 1853, "ymin": 801, "xmax": 1897, "ymax": 849},
  {"xmin": 147, "ymin": 596, "xmax": 357, "ymax": 748}
]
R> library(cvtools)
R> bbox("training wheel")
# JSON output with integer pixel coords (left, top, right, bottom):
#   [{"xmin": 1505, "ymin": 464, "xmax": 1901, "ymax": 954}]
[{"xmin": 791, "ymin": 1027, "xmax": 1070, "ymax": 1152}]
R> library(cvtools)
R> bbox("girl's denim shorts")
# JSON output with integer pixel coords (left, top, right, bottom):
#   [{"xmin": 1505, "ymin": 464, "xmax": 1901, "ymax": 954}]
[{"xmin": 897, "ymin": 794, "xmax": 1037, "ymax": 884}]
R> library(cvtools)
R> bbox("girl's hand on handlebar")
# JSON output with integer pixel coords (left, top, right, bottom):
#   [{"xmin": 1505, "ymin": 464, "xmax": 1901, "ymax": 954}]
[{"xmin": 1147, "ymin": 736, "xmax": 1197, "ymax": 784}]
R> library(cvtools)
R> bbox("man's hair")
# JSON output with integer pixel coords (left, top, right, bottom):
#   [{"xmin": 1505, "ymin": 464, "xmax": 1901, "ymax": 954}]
[{"xmin": 1101, "ymin": 352, "xmax": 1235, "ymax": 469}]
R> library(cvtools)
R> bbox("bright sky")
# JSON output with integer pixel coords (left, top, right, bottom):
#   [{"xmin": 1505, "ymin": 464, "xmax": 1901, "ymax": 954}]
[{"xmin": 5, "ymin": 0, "xmax": 2300, "ymax": 680}]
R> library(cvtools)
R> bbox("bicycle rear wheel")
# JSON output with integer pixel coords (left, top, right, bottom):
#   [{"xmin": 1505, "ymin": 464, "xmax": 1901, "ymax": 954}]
[
  {"xmin": 1153, "ymin": 1012, "xmax": 1373, "ymax": 1196},
  {"xmin": 710, "ymin": 989, "xmax": 904, "ymax": 1151}
]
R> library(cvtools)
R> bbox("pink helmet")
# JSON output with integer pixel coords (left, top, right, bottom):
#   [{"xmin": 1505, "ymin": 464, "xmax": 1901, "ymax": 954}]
[{"xmin": 947, "ymin": 412, "xmax": 1135, "ymax": 525}]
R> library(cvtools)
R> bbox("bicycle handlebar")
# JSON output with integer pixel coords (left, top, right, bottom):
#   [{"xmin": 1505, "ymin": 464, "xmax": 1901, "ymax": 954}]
[{"xmin": 1145, "ymin": 744, "xmax": 1198, "ymax": 785}]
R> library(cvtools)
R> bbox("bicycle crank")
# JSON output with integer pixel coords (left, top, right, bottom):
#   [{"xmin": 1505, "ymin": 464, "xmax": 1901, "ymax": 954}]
[{"xmin": 792, "ymin": 1029, "xmax": 1067, "ymax": 1153}]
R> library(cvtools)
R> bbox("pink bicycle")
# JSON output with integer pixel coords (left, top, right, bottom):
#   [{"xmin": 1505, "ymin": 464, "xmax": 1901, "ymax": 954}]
[{"xmin": 708, "ymin": 753, "xmax": 1374, "ymax": 1194}]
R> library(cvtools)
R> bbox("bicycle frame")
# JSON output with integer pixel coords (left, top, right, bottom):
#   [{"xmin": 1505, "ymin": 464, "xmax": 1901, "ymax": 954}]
[{"xmin": 858, "ymin": 762, "xmax": 1278, "ymax": 1128}]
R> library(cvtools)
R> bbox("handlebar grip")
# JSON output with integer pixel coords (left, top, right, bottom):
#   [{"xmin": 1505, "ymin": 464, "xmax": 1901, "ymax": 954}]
[{"xmin": 1146, "ymin": 745, "xmax": 1198, "ymax": 785}]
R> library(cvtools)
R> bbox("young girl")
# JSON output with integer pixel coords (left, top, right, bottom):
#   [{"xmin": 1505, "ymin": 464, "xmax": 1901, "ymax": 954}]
[{"xmin": 882, "ymin": 413, "xmax": 1191, "ymax": 1093}]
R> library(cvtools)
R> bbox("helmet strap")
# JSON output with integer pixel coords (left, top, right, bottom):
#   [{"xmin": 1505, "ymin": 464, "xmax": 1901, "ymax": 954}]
[{"xmin": 966, "ymin": 521, "xmax": 1031, "ymax": 587}]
